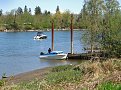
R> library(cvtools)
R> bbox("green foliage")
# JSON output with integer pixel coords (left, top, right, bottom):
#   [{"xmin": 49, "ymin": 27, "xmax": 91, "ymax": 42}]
[
  {"xmin": 11, "ymin": 22, "xmax": 19, "ymax": 30},
  {"xmin": 62, "ymin": 10, "xmax": 71, "ymax": 28},
  {"xmin": 4, "ymin": 79, "xmax": 47, "ymax": 90},
  {"xmin": 51, "ymin": 65, "xmax": 73, "ymax": 72},
  {"xmin": 98, "ymin": 82, "xmax": 121, "ymax": 90},
  {"xmin": 100, "ymin": 0, "xmax": 121, "ymax": 58},
  {"xmin": 41, "ymin": 15, "xmax": 51, "ymax": 29},
  {"xmin": 18, "ymin": 79, "xmax": 44, "ymax": 90},
  {"xmin": 23, "ymin": 24, "xmax": 33, "ymax": 30},
  {"xmin": 0, "ymin": 79, "xmax": 5, "ymax": 87},
  {"xmin": 32, "ymin": 15, "xmax": 42, "ymax": 29},
  {"xmin": 80, "ymin": 0, "xmax": 105, "ymax": 54},
  {"xmin": 0, "ymin": 73, "xmax": 6, "ymax": 87},
  {"xmin": 45, "ymin": 70, "xmax": 82, "ymax": 84},
  {"xmin": 54, "ymin": 11, "xmax": 62, "ymax": 29},
  {"xmin": 46, "ymin": 65, "xmax": 82, "ymax": 85}
]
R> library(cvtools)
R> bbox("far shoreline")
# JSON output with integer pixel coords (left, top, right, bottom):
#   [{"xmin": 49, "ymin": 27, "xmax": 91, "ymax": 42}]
[{"xmin": 0, "ymin": 29, "xmax": 85, "ymax": 32}]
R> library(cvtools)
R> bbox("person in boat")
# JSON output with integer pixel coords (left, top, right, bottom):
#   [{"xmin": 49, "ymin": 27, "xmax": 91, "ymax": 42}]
[{"xmin": 48, "ymin": 48, "xmax": 51, "ymax": 53}]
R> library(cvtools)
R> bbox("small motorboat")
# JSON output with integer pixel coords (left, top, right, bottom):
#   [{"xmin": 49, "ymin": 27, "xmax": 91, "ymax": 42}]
[
  {"xmin": 39, "ymin": 51, "xmax": 67, "ymax": 60},
  {"xmin": 34, "ymin": 32, "xmax": 47, "ymax": 39}
]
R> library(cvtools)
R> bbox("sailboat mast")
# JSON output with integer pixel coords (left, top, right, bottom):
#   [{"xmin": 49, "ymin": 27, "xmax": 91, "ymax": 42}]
[
  {"xmin": 70, "ymin": 14, "xmax": 73, "ymax": 54},
  {"xmin": 52, "ymin": 21, "xmax": 54, "ymax": 51}
]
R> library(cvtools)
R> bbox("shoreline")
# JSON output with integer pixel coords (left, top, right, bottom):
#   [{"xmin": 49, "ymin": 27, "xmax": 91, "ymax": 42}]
[
  {"xmin": 0, "ymin": 29, "xmax": 84, "ymax": 32},
  {"xmin": 5, "ymin": 67, "xmax": 52, "ymax": 85},
  {"xmin": 2, "ymin": 59, "xmax": 121, "ymax": 89}
]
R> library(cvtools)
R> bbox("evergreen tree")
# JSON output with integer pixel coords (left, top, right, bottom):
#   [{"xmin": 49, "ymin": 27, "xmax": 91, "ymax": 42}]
[
  {"xmin": 16, "ymin": 7, "xmax": 23, "ymax": 15},
  {"xmin": 0, "ymin": 9, "xmax": 2, "ymax": 16},
  {"xmin": 35, "ymin": 6, "xmax": 42, "ymax": 15},
  {"xmin": 43, "ymin": 10, "xmax": 51, "ymax": 15},
  {"xmin": 29, "ymin": 8, "xmax": 31, "ymax": 14},
  {"xmin": 48, "ymin": 11, "xmax": 50, "ymax": 15},
  {"xmin": 24, "ymin": 5, "xmax": 28, "ymax": 13},
  {"xmin": 56, "ymin": 5, "xmax": 60, "ymax": 13},
  {"xmin": 44, "ymin": 10, "xmax": 48, "ymax": 15}
]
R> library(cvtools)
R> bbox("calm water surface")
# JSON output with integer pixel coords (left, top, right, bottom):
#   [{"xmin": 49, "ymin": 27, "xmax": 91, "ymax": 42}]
[{"xmin": 0, "ymin": 30, "xmax": 84, "ymax": 77}]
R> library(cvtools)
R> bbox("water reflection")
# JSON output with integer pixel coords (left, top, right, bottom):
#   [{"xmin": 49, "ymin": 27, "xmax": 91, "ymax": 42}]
[{"xmin": 40, "ymin": 59, "xmax": 83, "ymax": 67}]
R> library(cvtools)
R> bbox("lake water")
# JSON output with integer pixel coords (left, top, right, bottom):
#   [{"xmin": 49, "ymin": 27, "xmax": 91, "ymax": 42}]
[{"xmin": 0, "ymin": 30, "xmax": 84, "ymax": 77}]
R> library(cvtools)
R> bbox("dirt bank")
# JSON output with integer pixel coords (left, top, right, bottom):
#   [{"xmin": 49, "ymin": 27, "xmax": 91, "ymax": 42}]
[{"xmin": 5, "ymin": 67, "xmax": 52, "ymax": 84}]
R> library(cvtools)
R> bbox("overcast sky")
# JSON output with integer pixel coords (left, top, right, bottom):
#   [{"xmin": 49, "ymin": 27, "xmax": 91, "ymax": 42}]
[{"xmin": 0, "ymin": 0, "xmax": 121, "ymax": 14}]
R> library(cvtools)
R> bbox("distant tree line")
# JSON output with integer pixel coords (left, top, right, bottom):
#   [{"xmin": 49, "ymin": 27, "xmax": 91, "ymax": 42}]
[{"xmin": 0, "ymin": 5, "xmax": 81, "ymax": 31}]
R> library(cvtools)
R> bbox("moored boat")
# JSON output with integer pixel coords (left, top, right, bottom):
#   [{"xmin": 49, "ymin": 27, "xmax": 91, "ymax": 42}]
[
  {"xmin": 34, "ymin": 32, "xmax": 47, "ymax": 39},
  {"xmin": 39, "ymin": 51, "xmax": 67, "ymax": 60}
]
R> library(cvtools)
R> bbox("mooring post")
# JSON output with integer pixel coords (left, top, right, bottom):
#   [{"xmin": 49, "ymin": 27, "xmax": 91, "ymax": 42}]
[
  {"xmin": 52, "ymin": 21, "xmax": 54, "ymax": 51},
  {"xmin": 70, "ymin": 14, "xmax": 73, "ymax": 54}
]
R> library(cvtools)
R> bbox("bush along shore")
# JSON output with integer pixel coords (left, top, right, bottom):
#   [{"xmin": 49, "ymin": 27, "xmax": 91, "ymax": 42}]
[{"xmin": 0, "ymin": 59, "xmax": 121, "ymax": 90}]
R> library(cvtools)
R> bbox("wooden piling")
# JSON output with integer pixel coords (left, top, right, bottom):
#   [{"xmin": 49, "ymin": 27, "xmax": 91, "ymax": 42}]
[
  {"xmin": 51, "ymin": 21, "xmax": 54, "ymax": 51},
  {"xmin": 70, "ymin": 14, "xmax": 73, "ymax": 54}
]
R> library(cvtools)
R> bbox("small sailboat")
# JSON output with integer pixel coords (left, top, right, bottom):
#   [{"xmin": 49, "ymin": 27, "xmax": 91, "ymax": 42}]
[{"xmin": 39, "ymin": 22, "xmax": 67, "ymax": 60}]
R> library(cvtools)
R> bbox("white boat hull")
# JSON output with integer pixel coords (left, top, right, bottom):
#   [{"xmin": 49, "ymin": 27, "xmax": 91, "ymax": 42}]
[
  {"xmin": 39, "ymin": 54, "xmax": 67, "ymax": 60},
  {"xmin": 34, "ymin": 35, "xmax": 47, "ymax": 39}
]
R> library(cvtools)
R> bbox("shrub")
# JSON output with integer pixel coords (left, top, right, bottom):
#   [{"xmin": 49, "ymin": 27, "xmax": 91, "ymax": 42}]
[{"xmin": 0, "ymin": 79, "xmax": 5, "ymax": 87}]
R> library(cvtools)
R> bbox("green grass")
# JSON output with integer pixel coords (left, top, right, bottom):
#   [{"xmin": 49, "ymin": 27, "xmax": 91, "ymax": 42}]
[
  {"xmin": 51, "ymin": 65, "xmax": 74, "ymax": 72},
  {"xmin": 45, "ymin": 70, "xmax": 82, "ymax": 84},
  {"xmin": 2, "ymin": 79, "xmax": 48, "ymax": 90},
  {"xmin": 46, "ymin": 65, "xmax": 82, "ymax": 84},
  {"xmin": 98, "ymin": 82, "xmax": 121, "ymax": 90}
]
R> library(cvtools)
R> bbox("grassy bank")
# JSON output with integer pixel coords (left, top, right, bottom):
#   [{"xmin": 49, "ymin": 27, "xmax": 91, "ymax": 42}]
[{"xmin": 1, "ymin": 59, "xmax": 121, "ymax": 90}]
